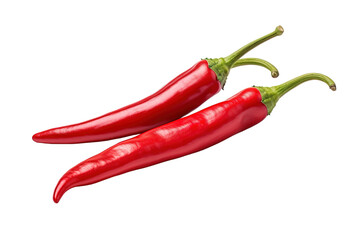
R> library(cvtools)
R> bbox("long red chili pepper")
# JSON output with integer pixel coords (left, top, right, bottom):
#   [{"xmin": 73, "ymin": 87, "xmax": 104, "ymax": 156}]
[
  {"xmin": 53, "ymin": 73, "xmax": 336, "ymax": 203},
  {"xmin": 33, "ymin": 26, "xmax": 283, "ymax": 144}
]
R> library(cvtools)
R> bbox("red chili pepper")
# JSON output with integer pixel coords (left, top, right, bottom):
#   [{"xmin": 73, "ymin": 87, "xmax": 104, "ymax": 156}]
[
  {"xmin": 32, "ymin": 26, "xmax": 283, "ymax": 144},
  {"xmin": 53, "ymin": 73, "xmax": 336, "ymax": 203}
]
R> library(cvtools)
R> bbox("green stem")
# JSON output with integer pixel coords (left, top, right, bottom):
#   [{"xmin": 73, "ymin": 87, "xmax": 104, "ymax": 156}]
[
  {"xmin": 256, "ymin": 73, "xmax": 336, "ymax": 115},
  {"xmin": 232, "ymin": 58, "xmax": 279, "ymax": 78},
  {"xmin": 206, "ymin": 26, "xmax": 283, "ymax": 88},
  {"xmin": 224, "ymin": 26, "xmax": 284, "ymax": 67}
]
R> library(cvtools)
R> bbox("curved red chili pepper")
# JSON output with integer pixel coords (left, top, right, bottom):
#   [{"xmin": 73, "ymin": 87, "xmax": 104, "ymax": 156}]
[
  {"xmin": 33, "ymin": 26, "xmax": 283, "ymax": 144},
  {"xmin": 53, "ymin": 73, "xmax": 336, "ymax": 203}
]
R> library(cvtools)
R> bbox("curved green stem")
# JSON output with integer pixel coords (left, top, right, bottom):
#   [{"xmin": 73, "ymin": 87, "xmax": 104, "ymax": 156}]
[
  {"xmin": 206, "ymin": 26, "xmax": 283, "ymax": 88},
  {"xmin": 256, "ymin": 73, "xmax": 336, "ymax": 114},
  {"xmin": 232, "ymin": 58, "xmax": 279, "ymax": 78},
  {"xmin": 224, "ymin": 26, "xmax": 284, "ymax": 68}
]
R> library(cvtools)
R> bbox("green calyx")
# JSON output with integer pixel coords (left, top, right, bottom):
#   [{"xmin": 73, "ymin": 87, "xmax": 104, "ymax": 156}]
[
  {"xmin": 206, "ymin": 57, "xmax": 230, "ymax": 88},
  {"xmin": 256, "ymin": 73, "xmax": 337, "ymax": 115},
  {"xmin": 255, "ymin": 86, "xmax": 279, "ymax": 115},
  {"xmin": 205, "ymin": 25, "xmax": 284, "ymax": 88}
]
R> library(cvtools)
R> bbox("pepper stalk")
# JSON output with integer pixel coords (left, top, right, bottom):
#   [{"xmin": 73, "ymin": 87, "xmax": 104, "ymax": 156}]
[
  {"xmin": 206, "ymin": 25, "xmax": 284, "ymax": 88},
  {"xmin": 256, "ymin": 73, "xmax": 336, "ymax": 114}
]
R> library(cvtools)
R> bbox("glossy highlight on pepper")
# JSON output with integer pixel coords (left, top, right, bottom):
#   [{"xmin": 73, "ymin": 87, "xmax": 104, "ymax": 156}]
[
  {"xmin": 53, "ymin": 73, "xmax": 336, "ymax": 203},
  {"xmin": 33, "ymin": 26, "xmax": 283, "ymax": 144}
]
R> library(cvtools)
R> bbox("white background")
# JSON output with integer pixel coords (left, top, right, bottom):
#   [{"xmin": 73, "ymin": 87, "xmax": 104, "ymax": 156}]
[{"xmin": 1, "ymin": 0, "xmax": 359, "ymax": 239}]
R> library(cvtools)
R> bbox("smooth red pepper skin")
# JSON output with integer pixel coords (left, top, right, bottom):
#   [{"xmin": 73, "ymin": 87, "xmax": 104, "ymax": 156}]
[
  {"xmin": 33, "ymin": 60, "xmax": 220, "ymax": 144},
  {"xmin": 53, "ymin": 87, "xmax": 267, "ymax": 203}
]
